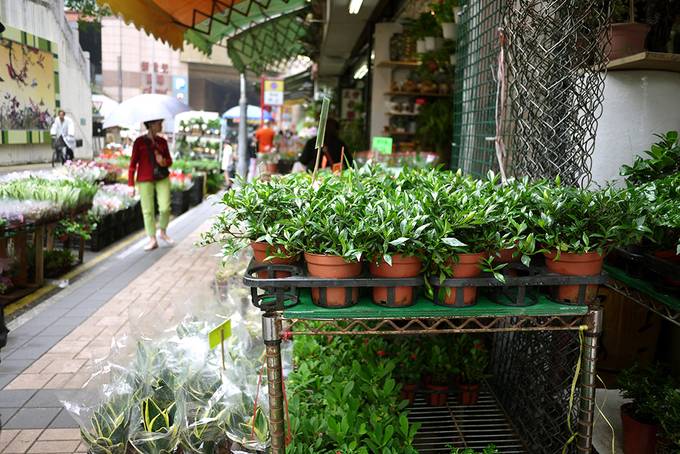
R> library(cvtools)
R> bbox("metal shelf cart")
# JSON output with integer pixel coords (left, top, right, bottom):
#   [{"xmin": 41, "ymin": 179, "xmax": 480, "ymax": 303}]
[{"xmin": 245, "ymin": 262, "xmax": 606, "ymax": 453}]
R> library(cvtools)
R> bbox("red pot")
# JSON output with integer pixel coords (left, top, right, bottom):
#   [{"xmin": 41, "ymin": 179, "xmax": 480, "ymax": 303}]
[
  {"xmin": 251, "ymin": 242, "xmax": 296, "ymax": 278},
  {"xmin": 544, "ymin": 251, "xmax": 604, "ymax": 304},
  {"xmin": 621, "ymin": 403, "xmax": 657, "ymax": 454},
  {"xmin": 495, "ymin": 247, "xmax": 519, "ymax": 263},
  {"xmin": 608, "ymin": 23, "xmax": 651, "ymax": 60},
  {"xmin": 369, "ymin": 254, "xmax": 421, "ymax": 307},
  {"xmin": 266, "ymin": 163, "xmax": 278, "ymax": 174},
  {"xmin": 426, "ymin": 384, "xmax": 449, "ymax": 406},
  {"xmin": 304, "ymin": 253, "xmax": 361, "ymax": 308},
  {"xmin": 459, "ymin": 383, "xmax": 480, "ymax": 405},
  {"xmin": 438, "ymin": 252, "xmax": 486, "ymax": 306},
  {"xmin": 654, "ymin": 250, "xmax": 680, "ymax": 286},
  {"xmin": 400, "ymin": 383, "xmax": 417, "ymax": 405}
]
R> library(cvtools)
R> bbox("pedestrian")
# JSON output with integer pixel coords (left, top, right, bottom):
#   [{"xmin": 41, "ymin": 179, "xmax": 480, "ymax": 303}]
[
  {"xmin": 298, "ymin": 118, "xmax": 352, "ymax": 171},
  {"xmin": 128, "ymin": 119, "xmax": 174, "ymax": 251},
  {"xmin": 254, "ymin": 119, "xmax": 275, "ymax": 153},
  {"xmin": 221, "ymin": 141, "xmax": 234, "ymax": 189},
  {"xmin": 50, "ymin": 109, "xmax": 76, "ymax": 162}
]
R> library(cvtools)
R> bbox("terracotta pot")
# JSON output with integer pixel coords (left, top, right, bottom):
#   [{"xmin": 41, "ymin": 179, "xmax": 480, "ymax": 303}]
[
  {"xmin": 621, "ymin": 403, "xmax": 657, "ymax": 454},
  {"xmin": 266, "ymin": 163, "xmax": 278, "ymax": 174},
  {"xmin": 438, "ymin": 252, "xmax": 486, "ymax": 306},
  {"xmin": 495, "ymin": 247, "xmax": 519, "ymax": 263},
  {"xmin": 426, "ymin": 384, "xmax": 449, "ymax": 406},
  {"xmin": 608, "ymin": 23, "xmax": 651, "ymax": 61},
  {"xmin": 304, "ymin": 253, "xmax": 362, "ymax": 308},
  {"xmin": 400, "ymin": 383, "xmax": 417, "ymax": 405},
  {"xmin": 251, "ymin": 242, "xmax": 297, "ymax": 278},
  {"xmin": 459, "ymin": 383, "xmax": 480, "ymax": 405},
  {"xmin": 544, "ymin": 251, "xmax": 604, "ymax": 304},
  {"xmin": 654, "ymin": 250, "xmax": 680, "ymax": 286},
  {"xmin": 369, "ymin": 255, "xmax": 421, "ymax": 307}
]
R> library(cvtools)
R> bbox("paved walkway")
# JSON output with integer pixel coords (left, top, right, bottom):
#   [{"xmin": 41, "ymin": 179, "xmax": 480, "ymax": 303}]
[{"xmin": 0, "ymin": 199, "xmax": 222, "ymax": 453}]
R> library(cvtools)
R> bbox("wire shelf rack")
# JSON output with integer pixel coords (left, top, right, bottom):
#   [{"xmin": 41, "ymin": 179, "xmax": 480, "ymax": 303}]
[{"xmin": 409, "ymin": 387, "xmax": 526, "ymax": 453}]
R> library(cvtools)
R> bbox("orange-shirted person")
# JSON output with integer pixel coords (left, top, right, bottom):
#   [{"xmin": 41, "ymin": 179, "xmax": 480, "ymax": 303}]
[{"xmin": 254, "ymin": 120, "xmax": 276, "ymax": 153}]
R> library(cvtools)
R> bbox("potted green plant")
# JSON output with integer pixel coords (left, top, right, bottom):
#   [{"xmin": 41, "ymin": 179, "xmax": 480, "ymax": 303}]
[
  {"xmin": 404, "ymin": 12, "xmax": 441, "ymax": 54},
  {"xmin": 392, "ymin": 339, "xmax": 423, "ymax": 405},
  {"xmin": 618, "ymin": 363, "xmax": 673, "ymax": 454},
  {"xmin": 425, "ymin": 343, "xmax": 454, "ymax": 406},
  {"xmin": 432, "ymin": 0, "xmax": 460, "ymax": 40},
  {"xmin": 658, "ymin": 387, "xmax": 680, "ymax": 453},
  {"xmin": 458, "ymin": 337, "xmax": 489, "ymax": 405},
  {"xmin": 531, "ymin": 182, "xmax": 648, "ymax": 303},
  {"xmin": 607, "ymin": 0, "xmax": 650, "ymax": 60},
  {"xmin": 364, "ymin": 185, "xmax": 429, "ymax": 307}
]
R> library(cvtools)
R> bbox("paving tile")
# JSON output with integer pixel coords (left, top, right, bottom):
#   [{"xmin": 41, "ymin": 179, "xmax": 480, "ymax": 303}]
[
  {"xmin": 0, "ymin": 359, "xmax": 33, "ymax": 374},
  {"xmin": 46, "ymin": 410, "xmax": 78, "ymax": 429},
  {"xmin": 5, "ymin": 374, "xmax": 55, "ymax": 390},
  {"xmin": 0, "ymin": 429, "xmax": 20, "ymax": 452},
  {"xmin": 27, "ymin": 439, "xmax": 79, "ymax": 453},
  {"xmin": 38, "ymin": 429, "xmax": 81, "ymax": 441},
  {"xmin": 43, "ymin": 374, "xmax": 73, "ymax": 390},
  {"xmin": 41, "ymin": 360, "xmax": 85, "ymax": 375},
  {"xmin": 0, "ymin": 390, "xmax": 36, "ymax": 407},
  {"xmin": 4, "ymin": 407, "xmax": 60, "ymax": 429},
  {"xmin": 3, "ymin": 429, "xmax": 42, "ymax": 453},
  {"xmin": 0, "ymin": 374, "xmax": 17, "ymax": 389},
  {"xmin": 1, "ymin": 407, "xmax": 20, "ymax": 424},
  {"xmin": 24, "ymin": 390, "xmax": 68, "ymax": 408}
]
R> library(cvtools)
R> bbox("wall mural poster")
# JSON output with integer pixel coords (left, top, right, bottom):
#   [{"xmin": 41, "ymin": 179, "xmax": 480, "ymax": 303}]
[{"xmin": 0, "ymin": 26, "xmax": 58, "ymax": 145}]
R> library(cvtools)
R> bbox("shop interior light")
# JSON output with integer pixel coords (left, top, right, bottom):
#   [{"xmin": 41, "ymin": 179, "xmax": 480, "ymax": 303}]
[
  {"xmin": 353, "ymin": 63, "xmax": 368, "ymax": 79},
  {"xmin": 348, "ymin": 0, "xmax": 363, "ymax": 14}
]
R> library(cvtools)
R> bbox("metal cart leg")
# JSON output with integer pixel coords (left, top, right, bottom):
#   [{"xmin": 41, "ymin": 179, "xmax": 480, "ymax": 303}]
[
  {"xmin": 262, "ymin": 312, "xmax": 285, "ymax": 454},
  {"xmin": 576, "ymin": 307, "xmax": 603, "ymax": 452}
]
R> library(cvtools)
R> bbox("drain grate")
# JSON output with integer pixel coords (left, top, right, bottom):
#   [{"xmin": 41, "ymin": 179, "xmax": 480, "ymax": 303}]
[{"xmin": 409, "ymin": 387, "xmax": 527, "ymax": 453}]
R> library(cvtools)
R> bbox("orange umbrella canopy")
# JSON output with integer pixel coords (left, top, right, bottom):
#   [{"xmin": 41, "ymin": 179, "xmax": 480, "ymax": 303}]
[{"xmin": 98, "ymin": 0, "xmax": 243, "ymax": 50}]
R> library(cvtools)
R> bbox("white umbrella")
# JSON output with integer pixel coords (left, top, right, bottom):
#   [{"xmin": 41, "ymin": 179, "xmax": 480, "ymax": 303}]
[
  {"xmin": 92, "ymin": 94, "xmax": 119, "ymax": 119},
  {"xmin": 103, "ymin": 94, "xmax": 190, "ymax": 130},
  {"xmin": 223, "ymin": 105, "xmax": 273, "ymax": 121}
]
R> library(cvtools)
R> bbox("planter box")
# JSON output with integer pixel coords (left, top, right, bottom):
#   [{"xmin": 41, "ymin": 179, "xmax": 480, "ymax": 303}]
[
  {"xmin": 190, "ymin": 175, "xmax": 205, "ymax": 206},
  {"xmin": 171, "ymin": 190, "xmax": 190, "ymax": 216}
]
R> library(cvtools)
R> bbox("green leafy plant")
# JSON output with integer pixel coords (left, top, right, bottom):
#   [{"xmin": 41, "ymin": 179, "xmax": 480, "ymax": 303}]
[
  {"xmin": 621, "ymin": 131, "xmax": 680, "ymax": 184},
  {"xmin": 659, "ymin": 387, "xmax": 680, "ymax": 449},
  {"xmin": 449, "ymin": 444, "xmax": 499, "ymax": 454},
  {"xmin": 637, "ymin": 172, "xmax": 680, "ymax": 253},
  {"xmin": 618, "ymin": 363, "xmax": 674, "ymax": 424},
  {"xmin": 80, "ymin": 394, "xmax": 133, "ymax": 454},
  {"xmin": 457, "ymin": 336, "xmax": 489, "ymax": 384},
  {"xmin": 431, "ymin": 0, "xmax": 459, "ymax": 24},
  {"xmin": 415, "ymin": 99, "xmax": 454, "ymax": 158},
  {"xmin": 403, "ymin": 12, "xmax": 441, "ymax": 40}
]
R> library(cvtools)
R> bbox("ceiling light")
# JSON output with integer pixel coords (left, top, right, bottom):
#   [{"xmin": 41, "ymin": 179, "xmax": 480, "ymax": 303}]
[
  {"xmin": 349, "ymin": 0, "xmax": 363, "ymax": 14},
  {"xmin": 353, "ymin": 63, "xmax": 368, "ymax": 79}
]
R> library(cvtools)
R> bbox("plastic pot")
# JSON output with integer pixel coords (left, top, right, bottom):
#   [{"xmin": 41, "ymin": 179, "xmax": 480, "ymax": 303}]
[
  {"xmin": 621, "ymin": 403, "xmax": 657, "ymax": 454},
  {"xmin": 608, "ymin": 23, "xmax": 651, "ymax": 60},
  {"xmin": 441, "ymin": 22, "xmax": 457, "ymax": 40},
  {"xmin": 416, "ymin": 39, "xmax": 427, "ymax": 54},
  {"xmin": 495, "ymin": 247, "xmax": 519, "ymax": 263},
  {"xmin": 251, "ymin": 242, "xmax": 297, "ymax": 278},
  {"xmin": 438, "ymin": 252, "xmax": 486, "ymax": 306},
  {"xmin": 369, "ymin": 254, "xmax": 421, "ymax": 307},
  {"xmin": 459, "ymin": 383, "xmax": 480, "ymax": 405},
  {"xmin": 653, "ymin": 250, "xmax": 680, "ymax": 286},
  {"xmin": 426, "ymin": 384, "xmax": 449, "ymax": 406},
  {"xmin": 400, "ymin": 383, "xmax": 417, "ymax": 405},
  {"xmin": 424, "ymin": 36, "xmax": 436, "ymax": 51},
  {"xmin": 304, "ymin": 253, "xmax": 361, "ymax": 308},
  {"xmin": 544, "ymin": 251, "xmax": 603, "ymax": 304}
]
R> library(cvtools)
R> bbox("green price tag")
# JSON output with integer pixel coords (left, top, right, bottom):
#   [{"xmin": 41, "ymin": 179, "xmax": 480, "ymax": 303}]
[
  {"xmin": 372, "ymin": 136, "xmax": 393, "ymax": 155},
  {"xmin": 315, "ymin": 97, "xmax": 331, "ymax": 150},
  {"xmin": 208, "ymin": 319, "xmax": 231, "ymax": 349}
]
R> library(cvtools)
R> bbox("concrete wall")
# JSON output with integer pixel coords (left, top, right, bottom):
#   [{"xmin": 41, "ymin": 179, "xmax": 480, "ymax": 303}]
[
  {"xmin": 0, "ymin": 0, "xmax": 93, "ymax": 164},
  {"xmin": 592, "ymin": 70, "xmax": 680, "ymax": 185}
]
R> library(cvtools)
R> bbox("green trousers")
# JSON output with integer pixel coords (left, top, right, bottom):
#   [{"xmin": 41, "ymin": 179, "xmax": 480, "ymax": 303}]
[{"xmin": 137, "ymin": 178, "xmax": 171, "ymax": 237}]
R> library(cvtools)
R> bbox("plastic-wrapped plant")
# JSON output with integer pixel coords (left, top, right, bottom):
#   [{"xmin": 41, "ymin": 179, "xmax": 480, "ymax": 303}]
[
  {"xmin": 79, "ymin": 394, "xmax": 133, "ymax": 454},
  {"xmin": 129, "ymin": 378, "xmax": 180, "ymax": 454}
]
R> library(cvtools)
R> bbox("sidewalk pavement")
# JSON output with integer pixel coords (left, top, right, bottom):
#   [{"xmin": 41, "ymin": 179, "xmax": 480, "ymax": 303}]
[
  {"xmin": 0, "ymin": 198, "xmax": 222, "ymax": 453},
  {"xmin": 0, "ymin": 163, "xmax": 54, "ymax": 175}
]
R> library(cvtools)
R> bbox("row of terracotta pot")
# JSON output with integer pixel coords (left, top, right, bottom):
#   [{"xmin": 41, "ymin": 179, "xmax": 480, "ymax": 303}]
[
  {"xmin": 252, "ymin": 242, "xmax": 606, "ymax": 307},
  {"xmin": 401, "ymin": 381, "xmax": 480, "ymax": 407}
]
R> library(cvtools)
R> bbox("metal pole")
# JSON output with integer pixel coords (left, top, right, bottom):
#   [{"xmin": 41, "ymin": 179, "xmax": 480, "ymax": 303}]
[
  {"xmin": 237, "ymin": 73, "xmax": 248, "ymax": 179},
  {"xmin": 262, "ymin": 313, "xmax": 285, "ymax": 453},
  {"xmin": 576, "ymin": 307, "xmax": 603, "ymax": 452}
]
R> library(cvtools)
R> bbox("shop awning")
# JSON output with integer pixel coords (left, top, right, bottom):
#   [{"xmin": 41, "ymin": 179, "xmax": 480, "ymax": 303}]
[{"xmin": 99, "ymin": 0, "xmax": 309, "ymax": 55}]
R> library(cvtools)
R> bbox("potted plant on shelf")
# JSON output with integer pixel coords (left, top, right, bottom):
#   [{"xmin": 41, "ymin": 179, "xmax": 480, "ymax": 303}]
[
  {"xmin": 618, "ymin": 363, "xmax": 673, "ymax": 454},
  {"xmin": 364, "ymin": 188, "xmax": 429, "ymax": 307},
  {"xmin": 531, "ymin": 183, "xmax": 648, "ymax": 304},
  {"xmin": 425, "ymin": 343, "xmax": 455, "ymax": 406},
  {"xmin": 403, "ymin": 12, "xmax": 441, "ymax": 54},
  {"xmin": 427, "ymin": 172, "xmax": 505, "ymax": 306},
  {"xmin": 607, "ymin": 0, "xmax": 650, "ymax": 60},
  {"xmin": 392, "ymin": 338, "xmax": 423, "ymax": 405},
  {"xmin": 432, "ymin": 0, "xmax": 460, "ymax": 40},
  {"xmin": 457, "ymin": 336, "xmax": 489, "ymax": 405}
]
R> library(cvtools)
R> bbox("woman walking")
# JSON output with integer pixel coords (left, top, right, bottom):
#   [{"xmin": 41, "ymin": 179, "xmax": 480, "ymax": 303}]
[{"xmin": 128, "ymin": 119, "xmax": 174, "ymax": 251}]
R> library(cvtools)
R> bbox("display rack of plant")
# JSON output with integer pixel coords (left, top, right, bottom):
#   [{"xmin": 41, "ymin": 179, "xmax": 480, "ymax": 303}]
[
  {"xmin": 456, "ymin": 336, "xmax": 489, "ymax": 405},
  {"xmin": 190, "ymin": 174, "xmax": 205, "ymax": 206}
]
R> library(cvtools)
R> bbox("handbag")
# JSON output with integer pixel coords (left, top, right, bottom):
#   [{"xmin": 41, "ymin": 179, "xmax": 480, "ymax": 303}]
[{"xmin": 144, "ymin": 137, "xmax": 170, "ymax": 181}]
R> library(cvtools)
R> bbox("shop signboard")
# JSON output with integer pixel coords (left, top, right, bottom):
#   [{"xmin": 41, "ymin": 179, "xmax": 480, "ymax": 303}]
[
  {"xmin": 0, "ymin": 26, "xmax": 58, "ymax": 145},
  {"xmin": 372, "ymin": 136, "xmax": 393, "ymax": 155},
  {"xmin": 263, "ymin": 79, "xmax": 284, "ymax": 106}
]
